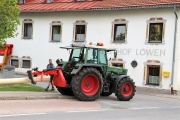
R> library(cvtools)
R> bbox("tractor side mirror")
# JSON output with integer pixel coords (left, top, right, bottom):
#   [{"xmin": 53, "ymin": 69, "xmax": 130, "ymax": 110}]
[{"xmin": 114, "ymin": 50, "xmax": 117, "ymax": 58}]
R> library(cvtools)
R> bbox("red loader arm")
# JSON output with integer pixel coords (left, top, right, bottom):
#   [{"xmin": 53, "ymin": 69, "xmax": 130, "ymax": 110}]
[{"xmin": 27, "ymin": 67, "xmax": 67, "ymax": 87}]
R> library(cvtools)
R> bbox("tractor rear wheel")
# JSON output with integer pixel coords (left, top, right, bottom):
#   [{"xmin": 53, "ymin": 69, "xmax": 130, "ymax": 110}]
[
  {"xmin": 71, "ymin": 67, "xmax": 103, "ymax": 101},
  {"xmin": 115, "ymin": 77, "xmax": 136, "ymax": 101},
  {"xmin": 56, "ymin": 87, "xmax": 74, "ymax": 96}
]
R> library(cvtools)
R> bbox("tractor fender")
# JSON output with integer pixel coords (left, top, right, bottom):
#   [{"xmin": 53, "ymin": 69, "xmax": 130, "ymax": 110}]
[
  {"xmin": 110, "ymin": 75, "xmax": 130, "ymax": 93},
  {"xmin": 74, "ymin": 64, "xmax": 105, "ymax": 77}
]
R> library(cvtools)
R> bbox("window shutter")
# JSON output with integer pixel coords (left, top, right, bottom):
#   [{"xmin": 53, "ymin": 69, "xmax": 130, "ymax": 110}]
[
  {"xmin": 50, "ymin": 26, "xmax": 52, "ymax": 41},
  {"xmin": 22, "ymin": 23, "xmax": 24, "ymax": 38},
  {"xmin": 60, "ymin": 26, "xmax": 62, "ymax": 40}
]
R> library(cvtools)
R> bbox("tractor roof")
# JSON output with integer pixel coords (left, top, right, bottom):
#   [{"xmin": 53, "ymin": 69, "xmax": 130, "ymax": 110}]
[{"xmin": 60, "ymin": 44, "xmax": 117, "ymax": 51}]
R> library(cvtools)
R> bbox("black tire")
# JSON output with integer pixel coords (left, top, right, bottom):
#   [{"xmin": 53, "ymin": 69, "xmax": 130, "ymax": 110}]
[
  {"xmin": 71, "ymin": 67, "xmax": 103, "ymax": 101},
  {"xmin": 56, "ymin": 87, "xmax": 74, "ymax": 96},
  {"xmin": 115, "ymin": 77, "xmax": 136, "ymax": 101},
  {"xmin": 100, "ymin": 92, "xmax": 112, "ymax": 96}
]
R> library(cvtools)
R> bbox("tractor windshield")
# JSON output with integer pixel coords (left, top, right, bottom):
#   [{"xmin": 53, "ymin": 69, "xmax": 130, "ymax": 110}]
[{"xmin": 69, "ymin": 48, "xmax": 84, "ymax": 62}]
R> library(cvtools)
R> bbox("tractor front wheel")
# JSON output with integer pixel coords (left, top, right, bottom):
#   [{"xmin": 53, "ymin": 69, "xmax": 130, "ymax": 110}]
[
  {"xmin": 71, "ymin": 68, "xmax": 103, "ymax": 101},
  {"xmin": 115, "ymin": 77, "xmax": 136, "ymax": 101}
]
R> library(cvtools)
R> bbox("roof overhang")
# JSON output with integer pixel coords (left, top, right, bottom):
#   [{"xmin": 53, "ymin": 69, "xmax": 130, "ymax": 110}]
[
  {"xmin": 19, "ymin": 4, "xmax": 180, "ymax": 13},
  {"xmin": 92, "ymin": 4, "xmax": 180, "ymax": 11}
]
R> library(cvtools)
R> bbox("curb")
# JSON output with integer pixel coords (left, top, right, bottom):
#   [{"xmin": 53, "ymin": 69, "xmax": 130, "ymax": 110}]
[
  {"xmin": 136, "ymin": 92, "xmax": 180, "ymax": 100},
  {"xmin": 0, "ymin": 95, "xmax": 75, "ymax": 100},
  {"xmin": 1, "ymin": 93, "xmax": 179, "ymax": 100},
  {"xmin": 0, "ymin": 86, "xmax": 179, "ymax": 100}
]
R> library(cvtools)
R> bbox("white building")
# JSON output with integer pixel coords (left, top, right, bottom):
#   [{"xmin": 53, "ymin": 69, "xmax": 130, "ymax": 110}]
[{"xmin": 6, "ymin": 0, "xmax": 180, "ymax": 91}]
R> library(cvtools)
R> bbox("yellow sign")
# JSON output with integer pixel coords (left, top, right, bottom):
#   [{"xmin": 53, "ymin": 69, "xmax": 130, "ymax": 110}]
[{"xmin": 163, "ymin": 71, "xmax": 170, "ymax": 78}]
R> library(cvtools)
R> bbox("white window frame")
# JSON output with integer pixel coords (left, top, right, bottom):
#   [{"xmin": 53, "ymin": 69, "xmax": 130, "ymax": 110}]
[
  {"xmin": 72, "ymin": 20, "xmax": 87, "ymax": 44},
  {"xmin": 145, "ymin": 18, "xmax": 166, "ymax": 45},
  {"xmin": 21, "ymin": 19, "xmax": 34, "ymax": 40},
  {"xmin": 10, "ymin": 58, "xmax": 19, "ymax": 68},
  {"xmin": 143, "ymin": 60, "xmax": 163, "ymax": 88},
  {"xmin": 110, "ymin": 58, "xmax": 126, "ymax": 68},
  {"xmin": 21, "ymin": 58, "xmax": 32, "ymax": 68},
  {"xmin": 111, "ymin": 19, "xmax": 128, "ymax": 44},
  {"xmin": 50, "ymin": 21, "xmax": 62, "ymax": 43}
]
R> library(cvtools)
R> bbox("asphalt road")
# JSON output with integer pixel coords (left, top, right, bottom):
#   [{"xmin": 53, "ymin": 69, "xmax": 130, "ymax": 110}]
[{"xmin": 1, "ymin": 93, "xmax": 180, "ymax": 120}]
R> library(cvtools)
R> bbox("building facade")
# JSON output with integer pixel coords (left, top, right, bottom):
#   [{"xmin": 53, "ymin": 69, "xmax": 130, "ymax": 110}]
[{"xmin": 6, "ymin": 0, "xmax": 180, "ymax": 91}]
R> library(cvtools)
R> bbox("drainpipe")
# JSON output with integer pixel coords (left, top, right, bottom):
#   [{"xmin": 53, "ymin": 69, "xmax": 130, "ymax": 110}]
[{"xmin": 171, "ymin": 5, "xmax": 178, "ymax": 94}]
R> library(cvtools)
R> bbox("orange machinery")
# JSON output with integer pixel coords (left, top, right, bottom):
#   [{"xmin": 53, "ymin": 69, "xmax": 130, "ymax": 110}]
[{"xmin": 0, "ymin": 44, "xmax": 13, "ymax": 71}]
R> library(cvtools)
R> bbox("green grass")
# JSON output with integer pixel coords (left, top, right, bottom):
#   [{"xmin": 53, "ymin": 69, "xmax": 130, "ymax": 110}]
[{"xmin": 0, "ymin": 83, "xmax": 57, "ymax": 92}]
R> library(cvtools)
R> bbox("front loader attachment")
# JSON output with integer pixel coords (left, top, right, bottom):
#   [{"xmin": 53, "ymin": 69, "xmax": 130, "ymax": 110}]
[
  {"xmin": 27, "ymin": 70, "xmax": 36, "ymax": 84},
  {"xmin": 27, "ymin": 67, "xmax": 67, "ymax": 87}
]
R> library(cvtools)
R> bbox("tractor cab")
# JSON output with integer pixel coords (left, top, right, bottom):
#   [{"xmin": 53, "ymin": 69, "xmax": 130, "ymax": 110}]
[
  {"xmin": 60, "ymin": 42, "xmax": 108, "ymax": 73},
  {"xmin": 59, "ymin": 46, "xmax": 85, "ymax": 73}
]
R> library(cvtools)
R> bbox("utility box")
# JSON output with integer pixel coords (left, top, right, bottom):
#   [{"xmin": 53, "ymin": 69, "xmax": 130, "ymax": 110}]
[
  {"xmin": 163, "ymin": 71, "xmax": 170, "ymax": 78},
  {"xmin": 2, "ymin": 66, "xmax": 15, "ymax": 78}
]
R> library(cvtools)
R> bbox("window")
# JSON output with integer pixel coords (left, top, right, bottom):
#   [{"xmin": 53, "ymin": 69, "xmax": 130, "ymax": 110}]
[
  {"xmin": 24, "ymin": 23, "xmax": 32, "ymax": 38},
  {"xmin": 112, "ymin": 63, "xmax": 123, "ymax": 67},
  {"xmin": 143, "ymin": 60, "xmax": 163, "ymax": 88},
  {"xmin": 11, "ymin": 59, "xmax": 19, "ymax": 68},
  {"xmin": 50, "ymin": 21, "xmax": 62, "ymax": 42},
  {"xmin": 72, "ymin": 20, "xmax": 87, "ymax": 43},
  {"xmin": 21, "ymin": 56, "xmax": 32, "ymax": 68},
  {"xmin": 111, "ymin": 19, "xmax": 128, "ymax": 44},
  {"xmin": 145, "ymin": 17, "xmax": 166, "ymax": 45},
  {"xmin": 22, "ymin": 19, "xmax": 33, "ymax": 39},
  {"xmin": 114, "ymin": 24, "xmax": 126, "ymax": 42},
  {"xmin": 52, "ymin": 26, "xmax": 61, "ymax": 41},
  {"xmin": 110, "ymin": 58, "xmax": 125, "ymax": 68},
  {"xmin": 86, "ymin": 48, "xmax": 98, "ymax": 64},
  {"xmin": 147, "ymin": 66, "xmax": 160, "ymax": 85},
  {"xmin": 46, "ymin": 0, "xmax": 53, "ymax": 3},
  {"xmin": 22, "ymin": 60, "xmax": 31, "ymax": 68},
  {"xmin": 69, "ymin": 48, "xmax": 83, "ymax": 62},
  {"xmin": 19, "ymin": 0, "xmax": 25, "ymax": 4},
  {"xmin": 75, "ymin": 25, "xmax": 85, "ymax": 41},
  {"xmin": 149, "ymin": 23, "xmax": 163, "ymax": 43},
  {"xmin": 99, "ymin": 49, "xmax": 107, "ymax": 64}
]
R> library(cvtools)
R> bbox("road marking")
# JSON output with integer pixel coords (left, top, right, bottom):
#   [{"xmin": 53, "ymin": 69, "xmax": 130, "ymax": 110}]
[
  {"xmin": 171, "ymin": 106, "xmax": 180, "ymax": 108},
  {"xmin": 129, "ymin": 107, "xmax": 159, "ymax": 110},
  {"xmin": 0, "ymin": 113, "xmax": 46, "ymax": 117},
  {"xmin": 66, "ymin": 109, "xmax": 107, "ymax": 113}
]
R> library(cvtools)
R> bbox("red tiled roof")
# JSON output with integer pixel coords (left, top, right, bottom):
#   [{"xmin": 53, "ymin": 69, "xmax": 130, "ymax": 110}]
[
  {"xmin": 19, "ymin": 0, "xmax": 101, "ymax": 12},
  {"xmin": 92, "ymin": 0, "xmax": 180, "ymax": 9},
  {"xmin": 19, "ymin": 0, "xmax": 180, "ymax": 12}
]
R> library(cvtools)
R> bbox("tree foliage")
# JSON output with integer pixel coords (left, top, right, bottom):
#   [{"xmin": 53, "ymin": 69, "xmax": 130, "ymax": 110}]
[
  {"xmin": 116, "ymin": 33, "xmax": 125, "ymax": 41},
  {"xmin": 0, "ymin": 0, "xmax": 20, "ymax": 48}
]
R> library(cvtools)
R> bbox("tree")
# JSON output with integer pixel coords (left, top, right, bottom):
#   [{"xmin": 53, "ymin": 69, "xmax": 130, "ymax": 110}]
[{"xmin": 0, "ymin": 0, "xmax": 20, "ymax": 48}]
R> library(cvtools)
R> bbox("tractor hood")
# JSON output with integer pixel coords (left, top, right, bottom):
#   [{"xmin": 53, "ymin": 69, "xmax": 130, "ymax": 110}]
[{"xmin": 107, "ymin": 66, "xmax": 128, "ymax": 77}]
